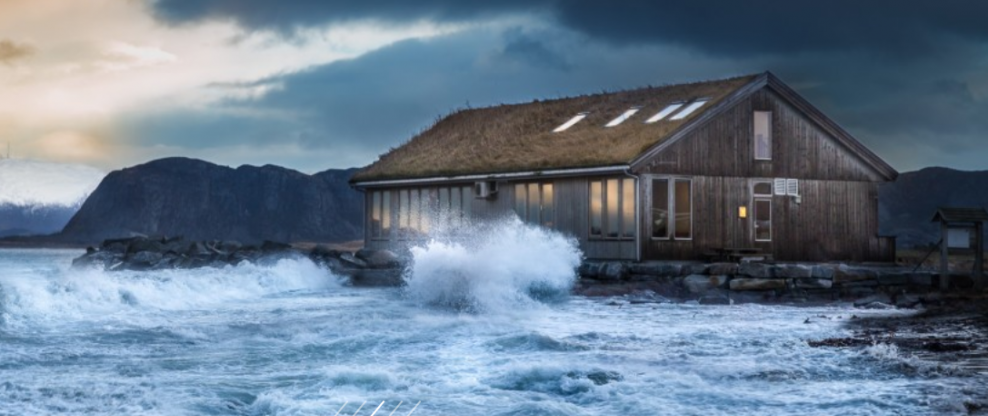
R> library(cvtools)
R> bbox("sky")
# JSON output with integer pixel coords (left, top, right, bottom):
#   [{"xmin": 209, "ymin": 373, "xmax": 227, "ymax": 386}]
[{"xmin": 1, "ymin": 0, "xmax": 987, "ymax": 174}]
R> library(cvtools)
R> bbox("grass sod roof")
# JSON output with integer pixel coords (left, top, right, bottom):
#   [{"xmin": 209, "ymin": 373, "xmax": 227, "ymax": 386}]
[{"xmin": 351, "ymin": 73, "xmax": 761, "ymax": 183}]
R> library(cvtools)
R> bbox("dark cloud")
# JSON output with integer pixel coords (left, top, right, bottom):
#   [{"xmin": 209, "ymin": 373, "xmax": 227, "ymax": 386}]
[
  {"xmin": 149, "ymin": 0, "xmax": 988, "ymax": 60},
  {"xmin": 0, "ymin": 39, "xmax": 34, "ymax": 64}
]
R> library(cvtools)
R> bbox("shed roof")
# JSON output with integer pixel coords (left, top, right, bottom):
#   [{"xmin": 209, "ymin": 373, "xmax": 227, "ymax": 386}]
[
  {"xmin": 351, "ymin": 73, "xmax": 760, "ymax": 182},
  {"xmin": 932, "ymin": 207, "xmax": 988, "ymax": 223}
]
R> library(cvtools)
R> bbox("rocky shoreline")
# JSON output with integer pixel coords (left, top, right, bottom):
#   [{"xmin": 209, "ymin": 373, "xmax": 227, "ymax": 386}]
[{"xmin": 71, "ymin": 236, "xmax": 404, "ymax": 285}]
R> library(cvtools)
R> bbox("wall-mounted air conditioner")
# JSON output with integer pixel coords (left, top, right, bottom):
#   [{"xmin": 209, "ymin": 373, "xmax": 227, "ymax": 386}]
[{"xmin": 474, "ymin": 181, "xmax": 498, "ymax": 199}]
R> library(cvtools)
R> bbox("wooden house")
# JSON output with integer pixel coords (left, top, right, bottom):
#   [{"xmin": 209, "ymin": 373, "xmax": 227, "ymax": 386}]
[{"xmin": 350, "ymin": 72, "xmax": 898, "ymax": 262}]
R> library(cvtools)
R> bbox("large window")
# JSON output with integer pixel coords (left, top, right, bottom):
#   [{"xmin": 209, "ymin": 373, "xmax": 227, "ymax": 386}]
[
  {"xmin": 651, "ymin": 178, "xmax": 692, "ymax": 240},
  {"xmin": 754, "ymin": 111, "xmax": 772, "ymax": 160},
  {"xmin": 514, "ymin": 182, "xmax": 554, "ymax": 228},
  {"xmin": 369, "ymin": 186, "xmax": 471, "ymax": 239},
  {"xmin": 753, "ymin": 181, "xmax": 772, "ymax": 242},
  {"xmin": 589, "ymin": 178, "xmax": 635, "ymax": 239}
]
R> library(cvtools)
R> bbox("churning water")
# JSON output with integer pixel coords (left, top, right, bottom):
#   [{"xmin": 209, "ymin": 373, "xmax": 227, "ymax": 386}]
[{"xmin": 0, "ymin": 225, "xmax": 985, "ymax": 415}]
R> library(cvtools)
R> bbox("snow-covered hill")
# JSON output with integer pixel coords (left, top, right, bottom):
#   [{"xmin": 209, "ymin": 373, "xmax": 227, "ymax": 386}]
[{"xmin": 0, "ymin": 159, "xmax": 105, "ymax": 237}]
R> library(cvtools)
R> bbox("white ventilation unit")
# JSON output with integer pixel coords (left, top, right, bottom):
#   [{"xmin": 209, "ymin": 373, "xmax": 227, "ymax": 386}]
[
  {"xmin": 474, "ymin": 181, "xmax": 498, "ymax": 199},
  {"xmin": 773, "ymin": 178, "xmax": 787, "ymax": 196},
  {"xmin": 786, "ymin": 179, "xmax": 799, "ymax": 196}
]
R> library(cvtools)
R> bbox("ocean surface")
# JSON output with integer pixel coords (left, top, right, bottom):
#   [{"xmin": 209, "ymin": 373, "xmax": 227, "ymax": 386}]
[{"xmin": 1, "ymin": 226, "xmax": 985, "ymax": 415}]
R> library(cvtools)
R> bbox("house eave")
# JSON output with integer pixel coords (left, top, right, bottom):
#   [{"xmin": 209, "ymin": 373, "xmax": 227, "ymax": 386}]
[{"xmin": 351, "ymin": 165, "xmax": 630, "ymax": 188}]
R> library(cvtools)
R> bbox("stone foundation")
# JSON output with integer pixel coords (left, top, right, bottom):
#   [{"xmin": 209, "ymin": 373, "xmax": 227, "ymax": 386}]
[{"xmin": 577, "ymin": 260, "xmax": 947, "ymax": 307}]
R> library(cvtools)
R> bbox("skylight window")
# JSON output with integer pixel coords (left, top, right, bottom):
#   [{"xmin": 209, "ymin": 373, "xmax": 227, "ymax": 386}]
[
  {"xmin": 645, "ymin": 103, "xmax": 684, "ymax": 123},
  {"xmin": 605, "ymin": 107, "xmax": 641, "ymax": 127},
  {"xmin": 669, "ymin": 99, "xmax": 709, "ymax": 120},
  {"xmin": 553, "ymin": 112, "xmax": 589, "ymax": 132}
]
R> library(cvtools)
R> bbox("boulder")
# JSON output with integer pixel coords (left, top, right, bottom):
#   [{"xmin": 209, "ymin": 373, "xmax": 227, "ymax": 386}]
[
  {"xmin": 260, "ymin": 240, "xmax": 293, "ymax": 252},
  {"xmin": 679, "ymin": 263, "xmax": 709, "ymax": 276},
  {"xmin": 730, "ymin": 278, "xmax": 787, "ymax": 291},
  {"xmin": 738, "ymin": 262, "xmax": 774, "ymax": 278},
  {"xmin": 853, "ymin": 293, "xmax": 893, "ymax": 308},
  {"xmin": 355, "ymin": 249, "xmax": 401, "ymax": 268},
  {"xmin": 794, "ymin": 278, "xmax": 833, "ymax": 290},
  {"xmin": 811, "ymin": 265, "xmax": 837, "ymax": 279},
  {"xmin": 707, "ymin": 263, "xmax": 739, "ymax": 276},
  {"xmin": 833, "ymin": 266, "xmax": 878, "ymax": 284},
  {"xmin": 127, "ymin": 238, "xmax": 164, "ymax": 254},
  {"xmin": 683, "ymin": 274, "xmax": 728, "ymax": 294},
  {"xmin": 127, "ymin": 251, "xmax": 164, "ymax": 269},
  {"xmin": 578, "ymin": 262, "xmax": 603, "ymax": 278},
  {"xmin": 339, "ymin": 252, "xmax": 368, "ymax": 269},
  {"xmin": 628, "ymin": 262, "xmax": 681, "ymax": 276},
  {"xmin": 600, "ymin": 262, "xmax": 628, "ymax": 281},
  {"xmin": 776, "ymin": 265, "xmax": 812, "ymax": 279}
]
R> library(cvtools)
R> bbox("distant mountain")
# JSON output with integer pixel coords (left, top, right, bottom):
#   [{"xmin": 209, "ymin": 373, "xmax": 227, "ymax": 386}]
[
  {"xmin": 0, "ymin": 159, "xmax": 105, "ymax": 237},
  {"xmin": 880, "ymin": 167, "xmax": 988, "ymax": 248},
  {"xmin": 56, "ymin": 157, "xmax": 363, "ymax": 244}
]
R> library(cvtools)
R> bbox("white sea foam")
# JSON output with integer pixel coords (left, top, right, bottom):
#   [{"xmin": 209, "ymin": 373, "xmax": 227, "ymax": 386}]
[
  {"xmin": 0, "ymin": 256, "xmax": 339, "ymax": 328},
  {"xmin": 402, "ymin": 217, "xmax": 582, "ymax": 313}
]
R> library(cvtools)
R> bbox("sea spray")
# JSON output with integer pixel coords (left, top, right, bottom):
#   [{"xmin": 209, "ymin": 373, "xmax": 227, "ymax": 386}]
[
  {"xmin": 0, "ymin": 256, "xmax": 339, "ymax": 329},
  {"xmin": 403, "ymin": 216, "xmax": 583, "ymax": 312}
]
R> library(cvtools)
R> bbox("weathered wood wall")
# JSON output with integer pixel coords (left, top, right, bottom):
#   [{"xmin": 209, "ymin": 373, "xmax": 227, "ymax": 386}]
[{"xmin": 635, "ymin": 86, "xmax": 891, "ymax": 261}]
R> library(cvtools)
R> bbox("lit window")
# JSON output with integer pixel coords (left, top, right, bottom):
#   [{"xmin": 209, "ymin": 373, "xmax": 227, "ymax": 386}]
[
  {"xmin": 514, "ymin": 182, "xmax": 554, "ymax": 228},
  {"xmin": 605, "ymin": 107, "xmax": 641, "ymax": 127},
  {"xmin": 670, "ymin": 99, "xmax": 709, "ymax": 120},
  {"xmin": 754, "ymin": 111, "xmax": 772, "ymax": 160},
  {"xmin": 645, "ymin": 103, "xmax": 684, "ymax": 123},
  {"xmin": 553, "ymin": 112, "xmax": 589, "ymax": 132},
  {"xmin": 589, "ymin": 178, "xmax": 636, "ymax": 239},
  {"xmin": 753, "ymin": 181, "xmax": 772, "ymax": 242}
]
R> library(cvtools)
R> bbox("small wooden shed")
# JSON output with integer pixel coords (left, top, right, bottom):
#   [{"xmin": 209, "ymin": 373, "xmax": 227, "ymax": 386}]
[{"xmin": 932, "ymin": 207, "xmax": 987, "ymax": 290}]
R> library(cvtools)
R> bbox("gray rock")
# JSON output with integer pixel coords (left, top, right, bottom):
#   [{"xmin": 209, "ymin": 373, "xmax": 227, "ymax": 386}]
[
  {"xmin": 628, "ymin": 262, "xmax": 681, "ymax": 276},
  {"xmin": 776, "ymin": 265, "xmax": 812, "ymax": 279},
  {"xmin": 909, "ymin": 273, "xmax": 934, "ymax": 287},
  {"xmin": 738, "ymin": 263, "xmax": 774, "ymax": 278},
  {"xmin": 683, "ymin": 274, "xmax": 729, "ymax": 294},
  {"xmin": 730, "ymin": 278, "xmax": 787, "ymax": 291},
  {"xmin": 794, "ymin": 278, "xmax": 833, "ymax": 289},
  {"xmin": 578, "ymin": 262, "xmax": 602, "ymax": 278},
  {"xmin": 128, "ymin": 251, "xmax": 164, "ymax": 269},
  {"xmin": 894, "ymin": 294, "xmax": 922, "ymax": 308},
  {"xmin": 358, "ymin": 249, "xmax": 400, "ymax": 269},
  {"xmin": 707, "ymin": 263, "xmax": 739, "ymax": 276},
  {"xmin": 679, "ymin": 263, "xmax": 709, "ymax": 276},
  {"xmin": 601, "ymin": 262, "xmax": 628, "ymax": 281},
  {"xmin": 833, "ymin": 266, "xmax": 878, "ymax": 284},
  {"xmin": 339, "ymin": 253, "xmax": 368, "ymax": 269},
  {"xmin": 811, "ymin": 265, "xmax": 837, "ymax": 279}
]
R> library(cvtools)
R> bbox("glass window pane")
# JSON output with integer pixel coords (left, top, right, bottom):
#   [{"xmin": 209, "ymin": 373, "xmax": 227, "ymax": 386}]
[
  {"xmin": 622, "ymin": 178, "xmax": 635, "ymax": 238},
  {"xmin": 755, "ymin": 111, "xmax": 772, "ymax": 160},
  {"xmin": 755, "ymin": 199, "xmax": 772, "ymax": 241},
  {"xmin": 541, "ymin": 183, "xmax": 554, "ymax": 228},
  {"xmin": 451, "ymin": 187, "xmax": 462, "ymax": 228},
  {"xmin": 754, "ymin": 182, "xmax": 772, "ymax": 196},
  {"xmin": 409, "ymin": 189, "xmax": 420, "ymax": 233},
  {"xmin": 606, "ymin": 179, "xmax": 619, "ymax": 238},
  {"xmin": 371, "ymin": 191, "xmax": 381, "ymax": 238},
  {"xmin": 461, "ymin": 186, "xmax": 472, "ymax": 221},
  {"xmin": 651, "ymin": 179, "xmax": 669, "ymax": 238},
  {"xmin": 381, "ymin": 191, "xmax": 391, "ymax": 237},
  {"xmin": 528, "ymin": 184, "xmax": 540, "ymax": 225},
  {"xmin": 674, "ymin": 180, "xmax": 691, "ymax": 239},
  {"xmin": 515, "ymin": 184, "xmax": 527, "ymax": 221},
  {"xmin": 590, "ymin": 181, "xmax": 603, "ymax": 236},
  {"xmin": 399, "ymin": 189, "xmax": 409, "ymax": 231}
]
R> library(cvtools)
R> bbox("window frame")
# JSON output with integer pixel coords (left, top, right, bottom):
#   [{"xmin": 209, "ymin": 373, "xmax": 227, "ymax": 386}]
[
  {"xmin": 751, "ymin": 180, "xmax": 773, "ymax": 242},
  {"xmin": 514, "ymin": 182, "xmax": 555, "ymax": 228},
  {"xmin": 588, "ymin": 177, "xmax": 637, "ymax": 241},
  {"xmin": 754, "ymin": 110, "xmax": 773, "ymax": 161},
  {"xmin": 648, "ymin": 176, "xmax": 693, "ymax": 241}
]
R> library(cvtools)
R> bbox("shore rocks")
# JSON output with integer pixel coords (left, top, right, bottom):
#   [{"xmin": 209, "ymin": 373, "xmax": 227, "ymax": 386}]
[
  {"xmin": 72, "ymin": 236, "xmax": 400, "ymax": 279},
  {"xmin": 729, "ymin": 278, "xmax": 787, "ymax": 291}
]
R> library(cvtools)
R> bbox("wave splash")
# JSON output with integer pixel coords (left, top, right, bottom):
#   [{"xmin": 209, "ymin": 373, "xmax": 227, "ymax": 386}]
[
  {"xmin": 0, "ymin": 256, "xmax": 339, "ymax": 329},
  {"xmin": 403, "ymin": 217, "xmax": 583, "ymax": 312}
]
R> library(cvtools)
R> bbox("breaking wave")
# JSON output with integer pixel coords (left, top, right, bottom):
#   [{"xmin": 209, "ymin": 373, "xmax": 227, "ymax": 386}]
[
  {"xmin": 402, "ymin": 217, "xmax": 582, "ymax": 313},
  {"xmin": 0, "ymin": 256, "xmax": 340, "ymax": 329}
]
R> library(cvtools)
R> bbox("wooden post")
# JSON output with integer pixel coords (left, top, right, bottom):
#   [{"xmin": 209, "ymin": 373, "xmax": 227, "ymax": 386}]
[
  {"xmin": 940, "ymin": 223, "xmax": 950, "ymax": 291},
  {"xmin": 976, "ymin": 222, "xmax": 985, "ymax": 291}
]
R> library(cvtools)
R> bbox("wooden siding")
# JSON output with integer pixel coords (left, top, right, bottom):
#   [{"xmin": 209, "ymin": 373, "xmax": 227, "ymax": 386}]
[
  {"xmin": 362, "ymin": 177, "xmax": 637, "ymax": 260},
  {"xmin": 640, "ymin": 175, "xmax": 887, "ymax": 262},
  {"xmin": 637, "ymin": 88, "xmax": 884, "ymax": 182}
]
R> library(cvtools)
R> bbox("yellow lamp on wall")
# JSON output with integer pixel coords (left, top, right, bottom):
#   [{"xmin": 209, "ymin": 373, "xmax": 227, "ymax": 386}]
[{"xmin": 738, "ymin": 206, "xmax": 748, "ymax": 219}]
